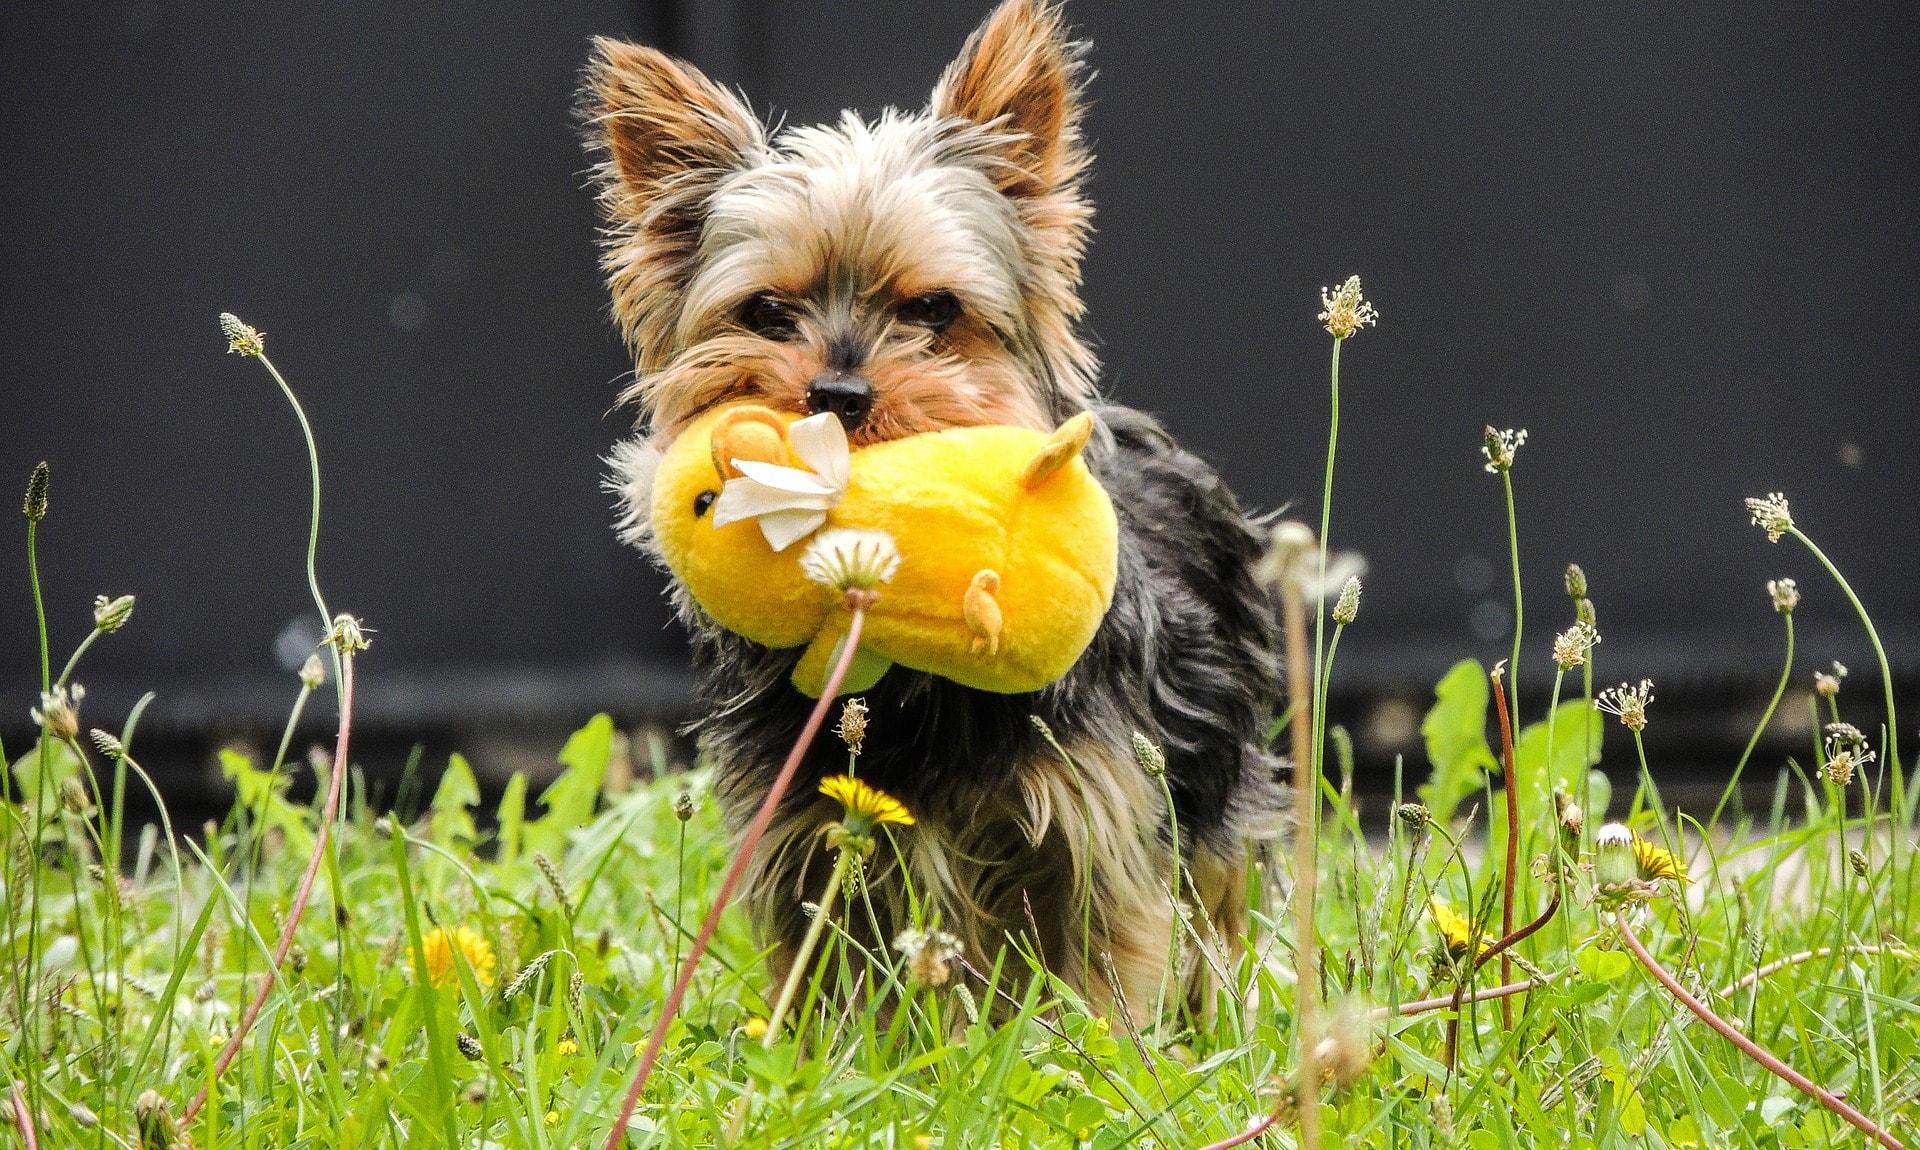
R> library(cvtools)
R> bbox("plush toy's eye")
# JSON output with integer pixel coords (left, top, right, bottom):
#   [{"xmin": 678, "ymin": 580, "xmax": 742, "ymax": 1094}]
[
  {"xmin": 694, "ymin": 491, "xmax": 716, "ymax": 517},
  {"xmin": 897, "ymin": 291, "xmax": 960, "ymax": 333},
  {"xmin": 741, "ymin": 294, "xmax": 799, "ymax": 340}
]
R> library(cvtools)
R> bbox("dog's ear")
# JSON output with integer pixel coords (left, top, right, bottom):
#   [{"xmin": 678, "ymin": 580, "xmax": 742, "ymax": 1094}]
[
  {"xmin": 587, "ymin": 38, "xmax": 762, "ymax": 209},
  {"xmin": 931, "ymin": 0, "xmax": 1089, "ymax": 202},
  {"xmin": 586, "ymin": 40, "xmax": 763, "ymax": 370}
]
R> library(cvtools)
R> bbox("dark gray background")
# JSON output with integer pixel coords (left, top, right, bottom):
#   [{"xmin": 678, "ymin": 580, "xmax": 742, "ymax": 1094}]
[{"xmin": 3, "ymin": 1, "xmax": 1916, "ymax": 795}]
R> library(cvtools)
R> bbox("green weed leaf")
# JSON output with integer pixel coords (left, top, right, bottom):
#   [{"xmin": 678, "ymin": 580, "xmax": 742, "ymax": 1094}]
[
  {"xmin": 219, "ymin": 747, "xmax": 316, "ymax": 856},
  {"xmin": 495, "ymin": 771, "xmax": 527, "ymax": 866},
  {"xmin": 522, "ymin": 714, "xmax": 615, "ymax": 857},
  {"xmin": 427, "ymin": 753, "xmax": 479, "ymax": 849},
  {"xmin": 1419, "ymin": 658, "xmax": 1498, "ymax": 823}
]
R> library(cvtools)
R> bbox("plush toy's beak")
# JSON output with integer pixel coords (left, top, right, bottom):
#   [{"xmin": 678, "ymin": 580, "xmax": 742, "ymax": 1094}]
[{"xmin": 1018, "ymin": 411, "xmax": 1095, "ymax": 491}]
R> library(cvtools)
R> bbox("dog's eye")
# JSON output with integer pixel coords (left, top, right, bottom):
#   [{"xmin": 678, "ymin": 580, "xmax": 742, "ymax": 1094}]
[
  {"xmin": 694, "ymin": 491, "xmax": 716, "ymax": 517},
  {"xmin": 896, "ymin": 291, "xmax": 960, "ymax": 333},
  {"xmin": 740, "ymin": 294, "xmax": 799, "ymax": 340}
]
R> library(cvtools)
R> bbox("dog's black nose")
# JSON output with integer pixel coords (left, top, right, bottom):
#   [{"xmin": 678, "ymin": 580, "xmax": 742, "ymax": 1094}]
[{"xmin": 806, "ymin": 374, "xmax": 875, "ymax": 428}]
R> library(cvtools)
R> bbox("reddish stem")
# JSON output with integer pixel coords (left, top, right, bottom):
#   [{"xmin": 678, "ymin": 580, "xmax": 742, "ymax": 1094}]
[
  {"xmin": 601, "ymin": 610, "xmax": 868, "ymax": 1150},
  {"xmin": 182, "ymin": 650, "xmax": 355, "ymax": 1126},
  {"xmin": 1192, "ymin": 1088, "xmax": 1290, "ymax": 1150},
  {"xmin": 10, "ymin": 1081, "xmax": 36, "ymax": 1150},
  {"xmin": 1616, "ymin": 911, "xmax": 1905, "ymax": 1150},
  {"xmin": 1390, "ymin": 978, "xmax": 1540, "ymax": 1019},
  {"xmin": 1489, "ymin": 668, "xmax": 1520, "ymax": 1029}
]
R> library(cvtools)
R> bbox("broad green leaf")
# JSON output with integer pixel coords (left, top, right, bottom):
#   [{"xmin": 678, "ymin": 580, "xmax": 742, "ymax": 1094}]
[
  {"xmin": 495, "ymin": 771, "xmax": 527, "ymax": 866},
  {"xmin": 1576, "ymin": 945, "xmax": 1630, "ymax": 982},
  {"xmin": 1585, "ymin": 768, "xmax": 1613, "ymax": 823},
  {"xmin": 1513, "ymin": 700, "xmax": 1604, "ymax": 812},
  {"xmin": 1419, "ymin": 659, "xmax": 1498, "ymax": 823},
  {"xmin": 522, "ymin": 714, "xmax": 615, "ymax": 856},
  {"xmin": 8, "ymin": 738, "xmax": 83, "ymax": 809},
  {"xmin": 219, "ymin": 747, "xmax": 316, "ymax": 856},
  {"xmin": 427, "ymin": 753, "xmax": 479, "ymax": 849}
]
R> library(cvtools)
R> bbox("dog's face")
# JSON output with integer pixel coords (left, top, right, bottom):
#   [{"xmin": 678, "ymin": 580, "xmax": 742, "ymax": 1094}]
[{"xmin": 587, "ymin": 0, "xmax": 1097, "ymax": 459}]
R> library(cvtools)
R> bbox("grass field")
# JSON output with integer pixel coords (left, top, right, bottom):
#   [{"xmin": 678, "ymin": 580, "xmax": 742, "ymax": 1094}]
[{"xmin": 3, "ymin": 297, "xmax": 1916, "ymax": 1148}]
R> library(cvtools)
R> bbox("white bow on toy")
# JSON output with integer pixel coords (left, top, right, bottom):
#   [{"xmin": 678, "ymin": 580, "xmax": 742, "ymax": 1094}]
[{"xmin": 709, "ymin": 411, "xmax": 850, "ymax": 551}]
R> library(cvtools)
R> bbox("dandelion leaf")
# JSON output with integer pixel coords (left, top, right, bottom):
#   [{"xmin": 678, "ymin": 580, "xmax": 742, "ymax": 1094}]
[
  {"xmin": 495, "ymin": 771, "xmax": 527, "ymax": 866},
  {"xmin": 522, "ymin": 714, "xmax": 614, "ymax": 856},
  {"xmin": 219, "ymin": 748, "xmax": 316, "ymax": 856},
  {"xmin": 1513, "ymin": 700, "xmax": 1604, "ymax": 812},
  {"xmin": 1419, "ymin": 658, "xmax": 1498, "ymax": 823},
  {"xmin": 427, "ymin": 753, "xmax": 479, "ymax": 849},
  {"xmin": 8, "ymin": 738, "xmax": 83, "ymax": 808}
]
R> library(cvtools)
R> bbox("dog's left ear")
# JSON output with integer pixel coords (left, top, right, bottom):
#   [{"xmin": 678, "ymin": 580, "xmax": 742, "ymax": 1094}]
[{"xmin": 932, "ymin": 0, "xmax": 1090, "ymax": 204}]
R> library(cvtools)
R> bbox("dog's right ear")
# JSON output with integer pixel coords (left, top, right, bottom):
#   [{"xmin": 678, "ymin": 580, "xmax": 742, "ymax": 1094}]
[
  {"xmin": 587, "ymin": 38, "xmax": 762, "ymax": 208},
  {"xmin": 585, "ymin": 40, "xmax": 763, "ymax": 366}
]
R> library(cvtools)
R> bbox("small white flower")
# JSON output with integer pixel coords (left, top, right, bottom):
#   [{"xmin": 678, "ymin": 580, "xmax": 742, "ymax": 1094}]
[
  {"xmin": 1744, "ymin": 492, "xmax": 1793, "ymax": 543},
  {"xmin": 31, "ymin": 683, "xmax": 84, "ymax": 741},
  {"xmin": 1318, "ymin": 275, "xmax": 1379, "ymax": 339},
  {"xmin": 1766, "ymin": 577, "xmax": 1799, "ymax": 613},
  {"xmin": 711, "ymin": 412, "xmax": 850, "ymax": 551},
  {"xmin": 1552, "ymin": 621, "xmax": 1601, "ymax": 670},
  {"xmin": 1595, "ymin": 679, "xmax": 1654, "ymax": 732},
  {"xmin": 1814, "ymin": 660, "xmax": 1847, "ymax": 697},
  {"xmin": 800, "ymin": 529, "xmax": 901, "ymax": 594},
  {"xmin": 1482, "ymin": 427, "xmax": 1528, "ymax": 473}
]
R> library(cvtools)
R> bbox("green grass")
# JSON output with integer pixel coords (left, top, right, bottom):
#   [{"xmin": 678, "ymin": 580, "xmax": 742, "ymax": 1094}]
[{"xmin": 3, "ymin": 303, "xmax": 1918, "ymax": 1148}]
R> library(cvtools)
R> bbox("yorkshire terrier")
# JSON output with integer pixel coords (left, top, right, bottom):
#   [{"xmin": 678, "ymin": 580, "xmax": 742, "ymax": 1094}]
[{"xmin": 589, "ymin": 0, "xmax": 1281, "ymax": 1019}]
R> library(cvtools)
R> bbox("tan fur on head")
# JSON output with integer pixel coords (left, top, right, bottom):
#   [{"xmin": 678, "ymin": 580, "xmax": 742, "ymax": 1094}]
[{"xmin": 586, "ymin": 0, "xmax": 1099, "ymax": 466}]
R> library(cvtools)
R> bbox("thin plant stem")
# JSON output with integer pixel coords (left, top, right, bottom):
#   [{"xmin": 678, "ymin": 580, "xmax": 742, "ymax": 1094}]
[
  {"xmin": 181, "ymin": 646, "xmax": 356, "ymax": 1127},
  {"xmin": 602, "ymin": 608, "xmax": 869, "ymax": 1150},
  {"xmin": 725, "ymin": 848, "xmax": 856, "ymax": 1144},
  {"xmin": 1629, "ymin": 729, "xmax": 1674, "ymax": 842},
  {"xmin": 54, "ymin": 628, "xmax": 102, "ymax": 689},
  {"xmin": 1616, "ymin": 911, "xmax": 1905, "ymax": 1149},
  {"xmin": 250, "ymin": 350, "xmax": 332, "ymax": 653},
  {"xmin": 1490, "ymin": 667, "xmax": 1519, "ymax": 1029},
  {"xmin": 23, "ymin": 514, "xmax": 51, "ymax": 1088},
  {"xmin": 1387, "ymin": 977, "xmax": 1544, "ymax": 1020},
  {"xmin": 764, "ymin": 850, "xmax": 853, "ymax": 1043},
  {"xmin": 1281, "ymin": 566, "xmax": 1319, "ymax": 1150},
  {"xmin": 1710, "ymin": 610, "xmax": 1795, "ymax": 830},
  {"xmin": 1787, "ymin": 527, "xmax": 1901, "ymax": 815},
  {"xmin": 1150, "ymin": 767, "xmax": 1183, "ymax": 1033},
  {"xmin": 1502, "ymin": 470, "xmax": 1523, "ymax": 749},
  {"xmin": 1719, "ymin": 944, "xmax": 1916, "ymax": 997}
]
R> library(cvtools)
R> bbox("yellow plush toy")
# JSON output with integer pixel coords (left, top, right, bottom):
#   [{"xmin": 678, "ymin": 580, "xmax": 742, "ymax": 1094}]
[{"xmin": 650, "ymin": 403, "xmax": 1118, "ymax": 697}]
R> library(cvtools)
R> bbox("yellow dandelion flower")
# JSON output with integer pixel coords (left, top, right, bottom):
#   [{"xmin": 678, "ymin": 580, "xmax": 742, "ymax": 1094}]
[
  {"xmin": 819, "ymin": 775, "xmax": 915, "ymax": 829},
  {"xmin": 545, "ymin": 1109, "xmax": 560, "ymax": 1126},
  {"xmin": 1632, "ymin": 835, "xmax": 1690, "ymax": 884},
  {"xmin": 1428, "ymin": 898, "xmax": 1490, "ymax": 962},
  {"xmin": 742, "ymin": 1016, "xmax": 769, "ymax": 1041},
  {"xmin": 415, "ymin": 924, "xmax": 496, "ymax": 988}
]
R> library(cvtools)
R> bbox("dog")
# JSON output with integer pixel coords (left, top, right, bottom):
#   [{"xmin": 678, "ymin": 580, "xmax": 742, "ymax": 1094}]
[{"xmin": 589, "ymin": 0, "xmax": 1282, "ymax": 1020}]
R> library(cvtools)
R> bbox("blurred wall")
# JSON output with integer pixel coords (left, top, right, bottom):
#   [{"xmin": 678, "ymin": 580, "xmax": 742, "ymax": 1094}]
[{"xmin": 3, "ymin": 2, "xmax": 1916, "ymax": 774}]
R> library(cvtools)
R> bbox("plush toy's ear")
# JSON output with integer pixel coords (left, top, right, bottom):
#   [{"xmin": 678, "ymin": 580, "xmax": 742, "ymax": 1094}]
[
  {"xmin": 708, "ymin": 407, "xmax": 791, "ymax": 479},
  {"xmin": 1018, "ymin": 411, "xmax": 1094, "ymax": 490}
]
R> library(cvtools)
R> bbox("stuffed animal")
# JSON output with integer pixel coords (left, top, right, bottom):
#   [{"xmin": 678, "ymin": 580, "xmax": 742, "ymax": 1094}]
[{"xmin": 649, "ymin": 403, "xmax": 1118, "ymax": 696}]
